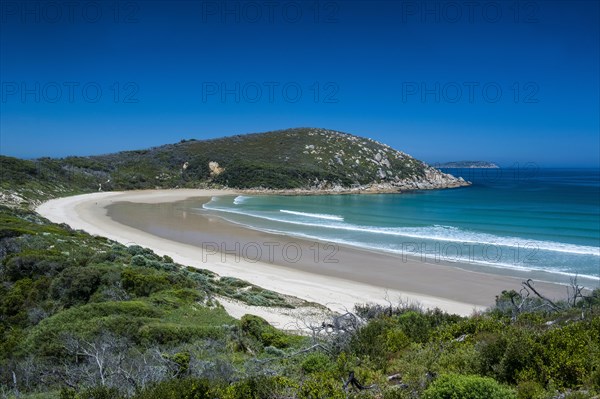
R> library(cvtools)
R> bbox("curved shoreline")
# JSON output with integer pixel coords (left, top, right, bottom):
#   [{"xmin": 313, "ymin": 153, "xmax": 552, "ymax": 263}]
[
  {"xmin": 36, "ymin": 189, "xmax": 570, "ymax": 317},
  {"xmin": 201, "ymin": 196, "xmax": 599, "ymax": 285}
]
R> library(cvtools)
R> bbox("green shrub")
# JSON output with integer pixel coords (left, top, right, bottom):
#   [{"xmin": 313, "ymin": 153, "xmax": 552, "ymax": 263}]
[
  {"xmin": 78, "ymin": 386, "xmax": 123, "ymax": 399},
  {"xmin": 301, "ymin": 352, "xmax": 332, "ymax": 374},
  {"xmin": 50, "ymin": 266, "xmax": 102, "ymax": 306},
  {"xmin": 239, "ymin": 315, "xmax": 293, "ymax": 349},
  {"xmin": 264, "ymin": 345, "xmax": 285, "ymax": 356},
  {"xmin": 219, "ymin": 277, "xmax": 250, "ymax": 288},
  {"xmin": 223, "ymin": 376, "xmax": 297, "ymax": 399},
  {"xmin": 23, "ymin": 300, "xmax": 162, "ymax": 355},
  {"xmin": 516, "ymin": 380, "xmax": 545, "ymax": 399},
  {"xmin": 60, "ymin": 386, "xmax": 123, "ymax": 399},
  {"xmin": 386, "ymin": 328, "xmax": 411, "ymax": 352},
  {"xmin": 539, "ymin": 322, "xmax": 598, "ymax": 388},
  {"xmin": 147, "ymin": 259, "xmax": 178, "ymax": 272},
  {"xmin": 423, "ymin": 374, "xmax": 516, "ymax": 399},
  {"xmin": 381, "ymin": 386, "xmax": 412, "ymax": 399},
  {"xmin": 127, "ymin": 245, "xmax": 155, "ymax": 258},
  {"xmin": 121, "ymin": 268, "xmax": 171, "ymax": 297},
  {"xmin": 131, "ymin": 254, "xmax": 148, "ymax": 267},
  {"xmin": 396, "ymin": 311, "xmax": 433, "ymax": 343},
  {"xmin": 589, "ymin": 366, "xmax": 600, "ymax": 391},
  {"xmin": 170, "ymin": 351, "xmax": 191, "ymax": 377},
  {"xmin": 3, "ymin": 250, "xmax": 68, "ymax": 281},
  {"xmin": 475, "ymin": 332, "xmax": 508, "ymax": 377},
  {"xmin": 149, "ymin": 288, "xmax": 204, "ymax": 306},
  {"xmin": 137, "ymin": 323, "xmax": 223, "ymax": 345},
  {"xmin": 297, "ymin": 373, "xmax": 346, "ymax": 399},
  {"xmin": 133, "ymin": 378, "xmax": 211, "ymax": 399},
  {"xmin": 435, "ymin": 315, "xmax": 505, "ymax": 342},
  {"xmin": 350, "ymin": 318, "xmax": 397, "ymax": 367},
  {"xmin": 497, "ymin": 329, "xmax": 541, "ymax": 384},
  {"xmin": 0, "ymin": 278, "xmax": 36, "ymax": 318},
  {"xmin": 437, "ymin": 344, "xmax": 480, "ymax": 375}
]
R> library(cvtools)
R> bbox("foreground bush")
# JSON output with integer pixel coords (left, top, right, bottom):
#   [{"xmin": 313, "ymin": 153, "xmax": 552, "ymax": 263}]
[
  {"xmin": 240, "ymin": 314, "xmax": 295, "ymax": 349},
  {"xmin": 2, "ymin": 205, "xmax": 600, "ymax": 399},
  {"xmin": 223, "ymin": 376, "xmax": 298, "ymax": 399},
  {"xmin": 423, "ymin": 374, "xmax": 516, "ymax": 399},
  {"xmin": 132, "ymin": 378, "xmax": 212, "ymax": 399},
  {"xmin": 60, "ymin": 386, "xmax": 122, "ymax": 399}
]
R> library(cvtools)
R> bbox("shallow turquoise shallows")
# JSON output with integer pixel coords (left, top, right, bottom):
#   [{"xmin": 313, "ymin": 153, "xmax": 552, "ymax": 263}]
[{"xmin": 200, "ymin": 168, "xmax": 600, "ymax": 281}]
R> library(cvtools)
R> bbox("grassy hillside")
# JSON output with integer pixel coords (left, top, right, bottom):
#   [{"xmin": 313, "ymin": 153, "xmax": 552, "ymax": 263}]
[
  {"xmin": 1, "ymin": 128, "xmax": 466, "ymax": 207},
  {"xmin": 0, "ymin": 205, "xmax": 309, "ymax": 398},
  {"xmin": 88, "ymin": 127, "xmax": 445, "ymax": 190},
  {"xmin": 0, "ymin": 156, "xmax": 99, "ymax": 206}
]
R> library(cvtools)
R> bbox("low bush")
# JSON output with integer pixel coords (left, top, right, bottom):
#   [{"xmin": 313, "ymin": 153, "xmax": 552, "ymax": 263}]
[
  {"xmin": 223, "ymin": 376, "xmax": 297, "ymax": 399},
  {"xmin": 423, "ymin": 374, "xmax": 516, "ymax": 399},
  {"xmin": 132, "ymin": 378, "xmax": 212, "ymax": 399},
  {"xmin": 240, "ymin": 314, "xmax": 295, "ymax": 349},
  {"xmin": 302, "ymin": 352, "xmax": 332, "ymax": 374},
  {"xmin": 50, "ymin": 266, "xmax": 102, "ymax": 306}
]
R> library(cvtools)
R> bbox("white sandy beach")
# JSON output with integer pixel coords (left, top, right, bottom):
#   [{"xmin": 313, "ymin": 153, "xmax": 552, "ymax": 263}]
[
  {"xmin": 36, "ymin": 190, "xmax": 482, "ymax": 318},
  {"xmin": 36, "ymin": 189, "xmax": 567, "ymax": 324}
]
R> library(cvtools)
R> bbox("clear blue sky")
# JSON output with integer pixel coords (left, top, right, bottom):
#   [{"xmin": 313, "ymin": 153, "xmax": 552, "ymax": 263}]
[{"xmin": 1, "ymin": 0, "xmax": 598, "ymax": 167}]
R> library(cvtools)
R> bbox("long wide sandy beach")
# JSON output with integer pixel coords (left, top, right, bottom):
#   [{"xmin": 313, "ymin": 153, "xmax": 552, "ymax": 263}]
[{"xmin": 36, "ymin": 189, "xmax": 571, "ymax": 318}]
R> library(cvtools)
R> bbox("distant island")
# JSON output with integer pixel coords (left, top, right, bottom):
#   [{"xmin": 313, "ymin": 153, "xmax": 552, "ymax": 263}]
[{"xmin": 437, "ymin": 161, "xmax": 499, "ymax": 168}]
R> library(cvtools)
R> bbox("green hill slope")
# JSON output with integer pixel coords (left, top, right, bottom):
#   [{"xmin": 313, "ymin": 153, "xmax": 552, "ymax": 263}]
[{"xmin": 1, "ymin": 128, "xmax": 468, "ymax": 205}]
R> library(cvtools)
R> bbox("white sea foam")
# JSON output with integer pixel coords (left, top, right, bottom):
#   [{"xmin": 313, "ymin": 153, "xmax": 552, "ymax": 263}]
[
  {"xmin": 201, "ymin": 203, "xmax": 600, "ymax": 257},
  {"xmin": 233, "ymin": 195, "xmax": 251, "ymax": 205},
  {"xmin": 280, "ymin": 209, "xmax": 344, "ymax": 221},
  {"xmin": 201, "ymin": 211, "xmax": 600, "ymax": 283}
]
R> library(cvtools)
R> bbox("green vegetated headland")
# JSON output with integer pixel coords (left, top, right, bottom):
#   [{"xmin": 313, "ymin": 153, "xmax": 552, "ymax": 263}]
[
  {"xmin": 0, "ymin": 128, "xmax": 467, "ymax": 207},
  {"xmin": 1, "ymin": 129, "xmax": 599, "ymax": 398}
]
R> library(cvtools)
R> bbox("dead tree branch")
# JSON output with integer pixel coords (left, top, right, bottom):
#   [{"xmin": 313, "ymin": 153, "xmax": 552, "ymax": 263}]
[{"xmin": 522, "ymin": 279, "xmax": 561, "ymax": 312}]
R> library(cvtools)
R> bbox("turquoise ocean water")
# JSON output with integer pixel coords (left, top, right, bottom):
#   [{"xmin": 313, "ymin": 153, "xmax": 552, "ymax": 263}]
[{"xmin": 200, "ymin": 168, "xmax": 600, "ymax": 281}]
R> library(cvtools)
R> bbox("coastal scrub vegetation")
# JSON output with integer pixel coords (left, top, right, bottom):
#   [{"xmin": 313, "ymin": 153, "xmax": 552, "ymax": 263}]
[{"xmin": 1, "ymin": 204, "xmax": 599, "ymax": 398}]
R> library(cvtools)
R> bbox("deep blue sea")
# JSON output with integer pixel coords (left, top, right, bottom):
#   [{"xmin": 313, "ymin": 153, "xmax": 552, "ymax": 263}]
[{"xmin": 200, "ymin": 168, "xmax": 600, "ymax": 281}]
